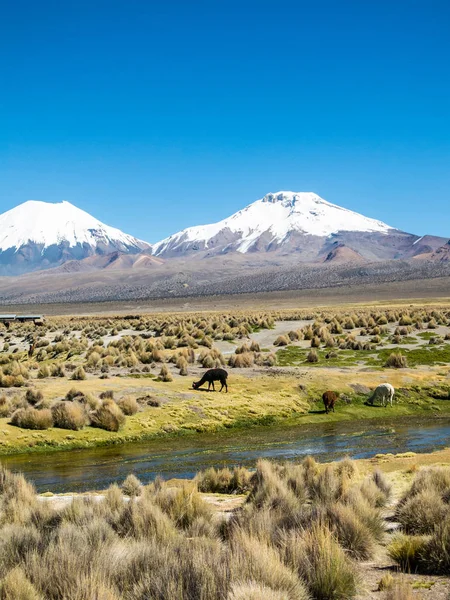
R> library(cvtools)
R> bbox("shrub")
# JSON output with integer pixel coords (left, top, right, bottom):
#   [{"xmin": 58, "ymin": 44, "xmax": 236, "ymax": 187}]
[
  {"xmin": 196, "ymin": 467, "xmax": 252, "ymax": 494},
  {"xmin": 229, "ymin": 353, "xmax": 254, "ymax": 368},
  {"xmin": 10, "ymin": 408, "xmax": 53, "ymax": 430},
  {"xmin": 230, "ymin": 532, "xmax": 310, "ymax": 600},
  {"xmin": 25, "ymin": 389, "xmax": 43, "ymax": 406},
  {"xmin": 37, "ymin": 365, "xmax": 50, "ymax": 379},
  {"xmin": 50, "ymin": 363, "xmax": 65, "ymax": 377},
  {"xmin": 71, "ymin": 366, "xmax": 86, "ymax": 380},
  {"xmin": 273, "ymin": 335, "xmax": 289, "ymax": 347},
  {"xmin": 90, "ymin": 401, "xmax": 125, "ymax": 432},
  {"xmin": 385, "ymin": 352, "xmax": 408, "ymax": 368},
  {"xmin": 51, "ymin": 402, "xmax": 87, "ymax": 431},
  {"xmin": 177, "ymin": 356, "xmax": 188, "ymax": 376},
  {"xmin": 153, "ymin": 484, "xmax": 214, "ymax": 530},
  {"xmin": 283, "ymin": 524, "xmax": 358, "ymax": 600},
  {"xmin": 396, "ymin": 488, "xmax": 447, "ymax": 535},
  {"xmin": 117, "ymin": 396, "xmax": 138, "ymax": 416},
  {"xmin": 388, "ymin": 534, "xmax": 428, "ymax": 572},
  {"xmin": 0, "ymin": 396, "xmax": 12, "ymax": 418},
  {"xmin": 306, "ymin": 349, "xmax": 318, "ymax": 363},
  {"xmin": 0, "ymin": 567, "xmax": 43, "ymax": 600},
  {"xmin": 158, "ymin": 364, "xmax": 173, "ymax": 382},
  {"xmin": 121, "ymin": 474, "xmax": 142, "ymax": 497},
  {"xmin": 326, "ymin": 503, "xmax": 375, "ymax": 560}
]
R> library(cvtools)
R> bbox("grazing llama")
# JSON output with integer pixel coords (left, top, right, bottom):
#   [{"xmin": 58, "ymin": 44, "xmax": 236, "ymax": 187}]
[{"xmin": 192, "ymin": 368, "xmax": 228, "ymax": 392}]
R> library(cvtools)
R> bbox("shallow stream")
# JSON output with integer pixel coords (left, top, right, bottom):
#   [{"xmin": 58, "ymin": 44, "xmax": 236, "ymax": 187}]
[{"xmin": 2, "ymin": 416, "xmax": 449, "ymax": 493}]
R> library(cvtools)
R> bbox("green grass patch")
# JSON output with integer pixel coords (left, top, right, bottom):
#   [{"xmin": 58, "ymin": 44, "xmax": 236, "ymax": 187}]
[
  {"xmin": 277, "ymin": 346, "xmax": 362, "ymax": 367},
  {"xmin": 368, "ymin": 344, "xmax": 450, "ymax": 367}
]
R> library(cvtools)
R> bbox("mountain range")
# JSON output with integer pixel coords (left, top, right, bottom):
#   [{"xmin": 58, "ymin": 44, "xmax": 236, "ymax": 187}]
[{"xmin": 0, "ymin": 192, "xmax": 448, "ymax": 276}]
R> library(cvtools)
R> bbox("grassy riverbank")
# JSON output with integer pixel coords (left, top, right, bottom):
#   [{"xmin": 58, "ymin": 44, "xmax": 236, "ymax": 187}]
[{"xmin": 0, "ymin": 369, "xmax": 449, "ymax": 456}]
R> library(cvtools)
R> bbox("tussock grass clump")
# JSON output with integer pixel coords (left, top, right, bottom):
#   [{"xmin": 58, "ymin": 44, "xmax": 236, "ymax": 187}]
[
  {"xmin": 228, "ymin": 353, "xmax": 254, "ymax": 368},
  {"xmin": 385, "ymin": 352, "xmax": 408, "ymax": 368},
  {"xmin": 51, "ymin": 402, "xmax": 87, "ymax": 431},
  {"xmin": 388, "ymin": 534, "xmax": 428, "ymax": 572},
  {"xmin": 230, "ymin": 532, "xmax": 310, "ymax": 600},
  {"xmin": 377, "ymin": 573, "xmax": 395, "ymax": 591},
  {"xmin": 326, "ymin": 503, "xmax": 376, "ymax": 560},
  {"xmin": 10, "ymin": 408, "xmax": 53, "ymax": 430},
  {"xmin": 274, "ymin": 335, "xmax": 290, "ymax": 347},
  {"xmin": 0, "ymin": 567, "xmax": 44, "ymax": 600},
  {"xmin": 396, "ymin": 488, "xmax": 447, "ymax": 535},
  {"xmin": 25, "ymin": 389, "xmax": 43, "ymax": 406},
  {"xmin": 196, "ymin": 466, "xmax": 252, "ymax": 494},
  {"xmin": 158, "ymin": 364, "xmax": 173, "ymax": 382},
  {"xmin": 71, "ymin": 366, "xmax": 87, "ymax": 380},
  {"xmin": 122, "ymin": 474, "xmax": 142, "ymax": 497},
  {"xmin": 0, "ymin": 396, "xmax": 12, "ymax": 418},
  {"xmin": 283, "ymin": 524, "xmax": 359, "ymax": 600},
  {"xmin": 0, "ymin": 454, "xmax": 402, "ymax": 599},
  {"xmin": 90, "ymin": 400, "xmax": 125, "ymax": 432},
  {"xmin": 117, "ymin": 396, "xmax": 138, "ymax": 416},
  {"xmin": 306, "ymin": 349, "xmax": 318, "ymax": 363},
  {"xmin": 153, "ymin": 484, "xmax": 214, "ymax": 530}
]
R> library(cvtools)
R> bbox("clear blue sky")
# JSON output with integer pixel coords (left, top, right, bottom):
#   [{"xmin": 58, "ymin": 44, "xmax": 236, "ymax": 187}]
[{"xmin": 1, "ymin": 0, "xmax": 449, "ymax": 242}]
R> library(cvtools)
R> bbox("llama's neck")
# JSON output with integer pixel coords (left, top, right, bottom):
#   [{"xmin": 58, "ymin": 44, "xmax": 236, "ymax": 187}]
[{"xmin": 196, "ymin": 374, "xmax": 208, "ymax": 386}]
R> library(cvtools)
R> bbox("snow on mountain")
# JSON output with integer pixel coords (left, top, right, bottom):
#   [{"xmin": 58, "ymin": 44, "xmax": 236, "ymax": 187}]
[
  {"xmin": 0, "ymin": 200, "xmax": 150, "ymax": 275},
  {"xmin": 0, "ymin": 200, "xmax": 148, "ymax": 252},
  {"xmin": 152, "ymin": 191, "xmax": 395, "ymax": 256}
]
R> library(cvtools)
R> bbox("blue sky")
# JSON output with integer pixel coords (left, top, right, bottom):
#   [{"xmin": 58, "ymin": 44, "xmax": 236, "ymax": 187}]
[{"xmin": 1, "ymin": 0, "xmax": 449, "ymax": 242}]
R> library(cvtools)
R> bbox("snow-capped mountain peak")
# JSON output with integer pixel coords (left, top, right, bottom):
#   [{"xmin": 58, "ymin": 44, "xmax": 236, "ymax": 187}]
[
  {"xmin": 0, "ymin": 200, "xmax": 150, "ymax": 275},
  {"xmin": 0, "ymin": 200, "xmax": 149, "ymax": 252},
  {"xmin": 152, "ymin": 191, "xmax": 395, "ymax": 257}
]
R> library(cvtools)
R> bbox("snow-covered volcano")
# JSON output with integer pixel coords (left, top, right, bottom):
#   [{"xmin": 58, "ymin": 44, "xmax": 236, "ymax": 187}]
[
  {"xmin": 152, "ymin": 191, "xmax": 396, "ymax": 257},
  {"xmin": 0, "ymin": 200, "xmax": 150, "ymax": 274}
]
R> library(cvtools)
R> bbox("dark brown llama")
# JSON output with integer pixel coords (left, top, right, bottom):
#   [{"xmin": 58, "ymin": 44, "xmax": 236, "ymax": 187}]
[
  {"xmin": 192, "ymin": 368, "xmax": 228, "ymax": 392},
  {"xmin": 322, "ymin": 390, "xmax": 338, "ymax": 414}
]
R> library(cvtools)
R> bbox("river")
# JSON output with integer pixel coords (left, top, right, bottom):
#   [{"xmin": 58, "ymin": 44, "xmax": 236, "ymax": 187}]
[{"xmin": 2, "ymin": 416, "xmax": 450, "ymax": 493}]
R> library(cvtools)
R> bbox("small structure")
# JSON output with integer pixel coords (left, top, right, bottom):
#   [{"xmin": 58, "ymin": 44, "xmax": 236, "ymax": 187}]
[{"xmin": 0, "ymin": 314, "xmax": 44, "ymax": 328}]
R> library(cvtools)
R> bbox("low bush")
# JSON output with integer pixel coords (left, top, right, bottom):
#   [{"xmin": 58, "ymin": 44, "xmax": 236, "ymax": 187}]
[
  {"xmin": 158, "ymin": 364, "xmax": 173, "ymax": 382},
  {"xmin": 284, "ymin": 524, "xmax": 359, "ymax": 600},
  {"xmin": 25, "ymin": 389, "xmax": 43, "ymax": 406},
  {"xmin": 0, "ymin": 396, "xmax": 12, "ymax": 418},
  {"xmin": 71, "ymin": 366, "xmax": 87, "ymax": 380},
  {"xmin": 388, "ymin": 534, "xmax": 428, "ymax": 572},
  {"xmin": 273, "ymin": 335, "xmax": 289, "ymax": 347},
  {"xmin": 90, "ymin": 400, "xmax": 125, "ymax": 432},
  {"xmin": 306, "ymin": 349, "xmax": 319, "ymax": 363},
  {"xmin": 117, "ymin": 396, "xmax": 138, "ymax": 416},
  {"xmin": 121, "ymin": 474, "xmax": 142, "ymax": 497},
  {"xmin": 51, "ymin": 402, "xmax": 87, "ymax": 431},
  {"xmin": 385, "ymin": 352, "xmax": 408, "ymax": 368},
  {"xmin": 196, "ymin": 466, "xmax": 252, "ymax": 494},
  {"xmin": 396, "ymin": 488, "xmax": 448, "ymax": 534},
  {"xmin": 10, "ymin": 408, "xmax": 53, "ymax": 430}
]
